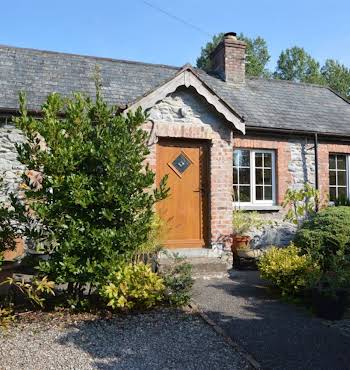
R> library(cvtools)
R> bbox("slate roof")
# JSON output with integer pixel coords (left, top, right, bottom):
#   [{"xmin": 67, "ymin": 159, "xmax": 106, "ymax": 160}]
[{"xmin": 1, "ymin": 44, "xmax": 350, "ymax": 136}]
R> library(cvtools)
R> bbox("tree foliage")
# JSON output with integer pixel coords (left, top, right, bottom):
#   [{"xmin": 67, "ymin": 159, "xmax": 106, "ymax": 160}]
[
  {"xmin": 321, "ymin": 59, "xmax": 350, "ymax": 99},
  {"xmin": 196, "ymin": 32, "xmax": 270, "ymax": 78},
  {"xmin": 274, "ymin": 46, "xmax": 324, "ymax": 84},
  {"xmin": 196, "ymin": 33, "xmax": 224, "ymax": 73},
  {"xmin": 196, "ymin": 33, "xmax": 350, "ymax": 99},
  {"xmin": 12, "ymin": 88, "xmax": 168, "ymax": 294},
  {"xmin": 238, "ymin": 33, "xmax": 271, "ymax": 78}
]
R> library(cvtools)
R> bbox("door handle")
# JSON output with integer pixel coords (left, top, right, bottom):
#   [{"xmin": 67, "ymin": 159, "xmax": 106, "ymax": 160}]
[{"xmin": 194, "ymin": 188, "xmax": 204, "ymax": 193}]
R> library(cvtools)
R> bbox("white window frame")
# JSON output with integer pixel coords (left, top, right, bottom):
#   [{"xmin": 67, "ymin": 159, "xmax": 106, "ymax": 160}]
[
  {"xmin": 329, "ymin": 153, "xmax": 350, "ymax": 201},
  {"xmin": 233, "ymin": 149, "xmax": 276, "ymax": 207}
]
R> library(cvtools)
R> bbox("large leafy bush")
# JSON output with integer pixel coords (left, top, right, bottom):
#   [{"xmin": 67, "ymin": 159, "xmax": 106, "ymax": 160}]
[
  {"xmin": 100, "ymin": 263, "xmax": 165, "ymax": 310},
  {"xmin": 294, "ymin": 206, "xmax": 350, "ymax": 270},
  {"xmin": 258, "ymin": 244, "xmax": 320, "ymax": 296},
  {"xmin": 12, "ymin": 87, "xmax": 168, "ymax": 296}
]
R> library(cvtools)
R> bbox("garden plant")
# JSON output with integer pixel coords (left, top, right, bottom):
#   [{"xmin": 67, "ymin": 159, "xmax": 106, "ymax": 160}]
[
  {"xmin": 259, "ymin": 201, "xmax": 350, "ymax": 319},
  {"xmin": 0, "ymin": 83, "xmax": 194, "ymax": 326}
]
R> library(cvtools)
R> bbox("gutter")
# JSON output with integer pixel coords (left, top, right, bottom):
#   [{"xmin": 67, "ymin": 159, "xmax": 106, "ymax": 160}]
[{"xmin": 245, "ymin": 125, "xmax": 350, "ymax": 142}]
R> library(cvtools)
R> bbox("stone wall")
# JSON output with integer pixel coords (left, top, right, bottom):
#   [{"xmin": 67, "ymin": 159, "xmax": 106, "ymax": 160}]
[
  {"xmin": 248, "ymin": 212, "xmax": 296, "ymax": 249},
  {"xmin": 0, "ymin": 118, "xmax": 25, "ymax": 202},
  {"xmin": 288, "ymin": 138, "xmax": 315, "ymax": 190}
]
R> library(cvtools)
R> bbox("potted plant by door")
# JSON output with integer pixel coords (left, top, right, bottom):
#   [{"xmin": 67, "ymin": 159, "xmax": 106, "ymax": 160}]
[{"xmin": 231, "ymin": 210, "xmax": 265, "ymax": 262}]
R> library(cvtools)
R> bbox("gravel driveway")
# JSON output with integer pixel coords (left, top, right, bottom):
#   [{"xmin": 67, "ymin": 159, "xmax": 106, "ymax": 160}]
[{"xmin": 0, "ymin": 309, "xmax": 250, "ymax": 370}]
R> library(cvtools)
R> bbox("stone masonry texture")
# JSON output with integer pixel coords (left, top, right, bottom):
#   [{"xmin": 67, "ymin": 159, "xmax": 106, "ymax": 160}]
[{"xmin": 0, "ymin": 118, "xmax": 25, "ymax": 202}]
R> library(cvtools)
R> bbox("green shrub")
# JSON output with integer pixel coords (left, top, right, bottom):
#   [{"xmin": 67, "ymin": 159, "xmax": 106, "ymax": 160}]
[
  {"xmin": 282, "ymin": 183, "xmax": 319, "ymax": 226},
  {"xmin": 258, "ymin": 244, "xmax": 320, "ymax": 296},
  {"xmin": 133, "ymin": 214, "xmax": 167, "ymax": 263},
  {"xmin": 11, "ymin": 85, "xmax": 168, "ymax": 297},
  {"xmin": 1, "ymin": 276, "xmax": 55, "ymax": 308},
  {"xmin": 294, "ymin": 206, "xmax": 350, "ymax": 270},
  {"xmin": 162, "ymin": 257, "xmax": 193, "ymax": 306},
  {"xmin": 0, "ymin": 306, "xmax": 15, "ymax": 330},
  {"xmin": 232, "ymin": 209, "xmax": 265, "ymax": 236},
  {"xmin": 100, "ymin": 263, "xmax": 165, "ymax": 310}
]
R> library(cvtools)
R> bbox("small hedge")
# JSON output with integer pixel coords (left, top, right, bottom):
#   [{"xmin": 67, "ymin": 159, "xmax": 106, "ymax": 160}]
[
  {"xmin": 258, "ymin": 244, "xmax": 320, "ymax": 296},
  {"xmin": 100, "ymin": 263, "xmax": 165, "ymax": 310},
  {"xmin": 294, "ymin": 206, "xmax": 350, "ymax": 269}
]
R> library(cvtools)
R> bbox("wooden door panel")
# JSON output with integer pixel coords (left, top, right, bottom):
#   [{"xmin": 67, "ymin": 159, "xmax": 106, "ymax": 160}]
[{"xmin": 157, "ymin": 139, "xmax": 209, "ymax": 248}]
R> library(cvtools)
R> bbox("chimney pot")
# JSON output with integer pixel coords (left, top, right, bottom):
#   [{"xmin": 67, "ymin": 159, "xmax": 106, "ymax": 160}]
[
  {"xmin": 224, "ymin": 32, "xmax": 237, "ymax": 39},
  {"xmin": 210, "ymin": 31, "xmax": 246, "ymax": 84}
]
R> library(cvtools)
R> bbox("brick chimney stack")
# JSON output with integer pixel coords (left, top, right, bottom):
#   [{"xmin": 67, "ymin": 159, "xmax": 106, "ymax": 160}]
[{"xmin": 210, "ymin": 32, "xmax": 246, "ymax": 84}]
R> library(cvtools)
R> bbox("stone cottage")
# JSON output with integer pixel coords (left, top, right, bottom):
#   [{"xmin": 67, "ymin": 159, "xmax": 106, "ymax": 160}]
[{"xmin": 1, "ymin": 32, "xmax": 350, "ymax": 252}]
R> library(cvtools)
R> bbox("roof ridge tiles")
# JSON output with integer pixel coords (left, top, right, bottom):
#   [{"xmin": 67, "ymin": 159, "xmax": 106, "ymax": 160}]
[
  {"xmin": 246, "ymin": 76, "xmax": 329, "ymax": 89},
  {"xmin": 0, "ymin": 44, "xmax": 181, "ymax": 71}
]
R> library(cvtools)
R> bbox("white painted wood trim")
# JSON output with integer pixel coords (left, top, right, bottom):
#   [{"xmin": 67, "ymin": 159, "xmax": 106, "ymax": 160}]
[{"xmin": 124, "ymin": 69, "xmax": 245, "ymax": 134}]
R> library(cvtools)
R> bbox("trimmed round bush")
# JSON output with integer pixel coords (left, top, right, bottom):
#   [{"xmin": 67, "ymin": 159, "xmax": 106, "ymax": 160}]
[{"xmin": 294, "ymin": 206, "xmax": 350, "ymax": 267}]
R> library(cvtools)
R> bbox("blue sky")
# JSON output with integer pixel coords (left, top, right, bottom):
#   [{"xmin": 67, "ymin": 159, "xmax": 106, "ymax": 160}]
[{"xmin": 1, "ymin": 0, "xmax": 350, "ymax": 70}]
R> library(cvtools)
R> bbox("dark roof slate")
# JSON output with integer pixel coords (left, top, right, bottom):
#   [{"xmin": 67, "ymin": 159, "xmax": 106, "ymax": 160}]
[{"xmin": 1, "ymin": 45, "xmax": 350, "ymax": 136}]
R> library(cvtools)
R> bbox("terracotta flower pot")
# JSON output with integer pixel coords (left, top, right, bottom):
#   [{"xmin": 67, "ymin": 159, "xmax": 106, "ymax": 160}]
[
  {"xmin": 3, "ymin": 238, "xmax": 25, "ymax": 261},
  {"xmin": 231, "ymin": 235, "xmax": 251, "ymax": 254}
]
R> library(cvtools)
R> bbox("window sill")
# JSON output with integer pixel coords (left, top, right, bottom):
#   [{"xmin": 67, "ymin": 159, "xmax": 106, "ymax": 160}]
[{"xmin": 237, "ymin": 205, "xmax": 282, "ymax": 211}]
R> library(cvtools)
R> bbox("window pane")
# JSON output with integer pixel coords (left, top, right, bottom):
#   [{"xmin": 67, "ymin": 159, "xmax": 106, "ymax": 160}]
[
  {"xmin": 337, "ymin": 155, "xmax": 347, "ymax": 170},
  {"xmin": 233, "ymin": 185, "xmax": 239, "ymax": 202},
  {"xmin": 233, "ymin": 150, "xmax": 240, "ymax": 167},
  {"xmin": 234, "ymin": 149, "xmax": 275, "ymax": 204},
  {"xmin": 264, "ymin": 153, "xmax": 272, "ymax": 168},
  {"xmin": 329, "ymin": 187, "xmax": 336, "ymax": 201},
  {"xmin": 264, "ymin": 169, "xmax": 272, "ymax": 185},
  {"xmin": 338, "ymin": 171, "xmax": 347, "ymax": 186},
  {"xmin": 338, "ymin": 187, "xmax": 347, "ymax": 198},
  {"xmin": 329, "ymin": 155, "xmax": 336, "ymax": 170},
  {"xmin": 255, "ymin": 169, "xmax": 263, "ymax": 185},
  {"xmin": 239, "ymin": 186, "xmax": 251, "ymax": 202},
  {"xmin": 265, "ymin": 186, "xmax": 272, "ymax": 200},
  {"xmin": 255, "ymin": 186, "xmax": 263, "ymax": 200},
  {"xmin": 233, "ymin": 167, "xmax": 238, "ymax": 184},
  {"xmin": 239, "ymin": 150, "xmax": 250, "ymax": 167},
  {"xmin": 239, "ymin": 168, "xmax": 250, "ymax": 184},
  {"xmin": 329, "ymin": 170, "xmax": 337, "ymax": 186},
  {"xmin": 255, "ymin": 153, "xmax": 263, "ymax": 167}
]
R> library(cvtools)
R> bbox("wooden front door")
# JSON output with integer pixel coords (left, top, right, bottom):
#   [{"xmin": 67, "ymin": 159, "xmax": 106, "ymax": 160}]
[{"xmin": 157, "ymin": 139, "xmax": 209, "ymax": 248}]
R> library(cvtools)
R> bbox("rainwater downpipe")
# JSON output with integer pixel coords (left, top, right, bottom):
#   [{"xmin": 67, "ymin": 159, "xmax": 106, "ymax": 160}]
[{"xmin": 314, "ymin": 133, "xmax": 319, "ymax": 211}]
